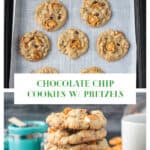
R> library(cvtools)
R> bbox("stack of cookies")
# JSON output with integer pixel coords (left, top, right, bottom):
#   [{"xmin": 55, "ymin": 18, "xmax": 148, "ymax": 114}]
[{"xmin": 45, "ymin": 108, "xmax": 109, "ymax": 150}]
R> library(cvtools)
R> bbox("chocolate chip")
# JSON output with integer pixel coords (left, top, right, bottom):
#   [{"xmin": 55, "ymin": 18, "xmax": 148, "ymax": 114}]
[
  {"xmin": 103, "ymin": 49, "xmax": 107, "ymax": 54},
  {"xmin": 117, "ymin": 43, "xmax": 120, "ymax": 46},
  {"xmin": 92, "ymin": 1, "xmax": 97, "ymax": 4},
  {"xmin": 68, "ymin": 129, "xmax": 77, "ymax": 134},
  {"xmin": 49, "ymin": 16, "xmax": 53, "ymax": 19},
  {"xmin": 101, "ymin": 2, "xmax": 105, "ymax": 6},
  {"xmin": 58, "ymin": 14, "xmax": 62, "ymax": 20},
  {"xmin": 95, "ymin": 13, "xmax": 99, "ymax": 16},
  {"xmin": 34, "ymin": 45, "xmax": 38, "ymax": 48},
  {"xmin": 75, "ymin": 31, "xmax": 79, "ymax": 35},
  {"xmin": 49, "ymin": 14, "xmax": 55, "ymax": 19},
  {"xmin": 86, "ymin": 109, "xmax": 91, "ymax": 114}
]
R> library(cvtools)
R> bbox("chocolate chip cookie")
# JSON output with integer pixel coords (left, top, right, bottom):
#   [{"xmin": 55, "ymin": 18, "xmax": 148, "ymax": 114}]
[
  {"xmin": 35, "ymin": 0, "xmax": 67, "ymax": 31},
  {"xmin": 47, "ymin": 128, "xmax": 107, "ymax": 145},
  {"xmin": 97, "ymin": 30, "xmax": 129, "ymax": 61},
  {"xmin": 33, "ymin": 67, "xmax": 58, "ymax": 73},
  {"xmin": 57, "ymin": 29, "xmax": 89, "ymax": 59},
  {"xmin": 20, "ymin": 30, "xmax": 50, "ymax": 61},
  {"xmin": 45, "ymin": 139, "xmax": 109, "ymax": 150},
  {"xmin": 80, "ymin": 66, "xmax": 104, "ymax": 73},
  {"xmin": 80, "ymin": 0, "xmax": 112, "ymax": 27},
  {"xmin": 46, "ymin": 108, "xmax": 107, "ymax": 130}
]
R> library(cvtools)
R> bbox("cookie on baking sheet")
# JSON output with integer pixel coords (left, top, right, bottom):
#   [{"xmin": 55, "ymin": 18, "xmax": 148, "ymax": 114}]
[
  {"xmin": 46, "ymin": 108, "xmax": 107, "ymax": 130},
  {"xmin": 80, "ymin": 66, "xmax": 104, "ymax": 73},
  {"xmin": 35, "ymin": 0, "xmax": 67, "ymax": 31},
  {"xmin": 80, "ymin": 0, "xmax": 112, "ymax": 27},
  {"xmin": 33, "ymin": 67, "xmax": 58, "ymax": 73},
  {"xmin": 20, "ymin": 31, "xmax": 50, "ymax": 61},
  {"xmin": 47, "ymin": 128, "xmax": 107, "ymax": 145},
  {"xmin": 57, "ymin": 29, "xmax": 89, "ymax": 59},
  {"xmin": 97, "ymin": 30, "xmax": 129, "ymax": 62},
  {"xmin": 45, "ymin": 139, "xmax": 109, "ymax": 150}
]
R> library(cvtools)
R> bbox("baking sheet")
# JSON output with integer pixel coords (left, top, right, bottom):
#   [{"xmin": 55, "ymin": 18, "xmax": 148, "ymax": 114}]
[{"xmin": 10, "ymin": 0, "xmax": 137, "ymax": 87}]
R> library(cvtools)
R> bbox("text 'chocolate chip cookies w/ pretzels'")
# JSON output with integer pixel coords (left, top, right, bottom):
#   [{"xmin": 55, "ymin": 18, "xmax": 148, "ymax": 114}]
[
  {"xmin": 35, "ymin": 0, "xmax": 67, "ymax": 31},
  {"xmin": 20, "ymin": 31, "xmax": 50, "ymax": 61},
  {"xmin": 97, "ymin": 30, "xmax": 130, "ymax": 62},
  {"xmin": 45, "ymin": 108, "xmax": 109, "ymax": 150},
  {"xmin": 80, "ymin": 66, "xmax": 104, "ymax": 73},
  {"xmin": 80, "ymin": 0, "xmax": 112, "ymax": 27},
  {"xmin": 57, "ymin": 29, "xmax": 89, "ymax": 59}
]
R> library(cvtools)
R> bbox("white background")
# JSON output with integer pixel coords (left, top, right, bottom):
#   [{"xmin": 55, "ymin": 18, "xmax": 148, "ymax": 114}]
[{"xmin": 0, "ymin": 1, "xmax": 149, "ymax": 150}]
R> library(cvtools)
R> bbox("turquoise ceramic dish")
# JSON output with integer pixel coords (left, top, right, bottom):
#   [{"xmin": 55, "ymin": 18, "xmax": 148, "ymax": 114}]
[
  {"xmin": 8, "ymin": 121, "xmax": 48, "ymax": 150},
  {"xmin": 4, "ymin": 136, "xmax": 9, "ymax": 150}
]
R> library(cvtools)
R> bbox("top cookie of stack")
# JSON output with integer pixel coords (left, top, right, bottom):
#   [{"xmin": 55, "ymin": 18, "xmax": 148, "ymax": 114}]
[{"xmin": 46, "ymin": 107, "xmax": 107, "ymax": 130}]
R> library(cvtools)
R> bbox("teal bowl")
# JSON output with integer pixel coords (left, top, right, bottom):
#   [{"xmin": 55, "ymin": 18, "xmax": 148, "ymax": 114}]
[
  {"xmin": 8, "ymin": 121, "xmax": 48, "ymax": 150},
  {"xmin": 4, "ymin": 136, "xmax": 9, "ymax": 150}
]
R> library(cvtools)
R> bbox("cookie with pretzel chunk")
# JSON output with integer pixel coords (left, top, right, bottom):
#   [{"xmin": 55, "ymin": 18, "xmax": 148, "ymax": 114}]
[
  {"xmin": 46, "ymin": 108, "xmax": 107, "ymax": 130},
  {"xmin": 20, "ymin": 30, "xmax": 50, "ymax": 61},
  {"xmin": 35, "ymin": 0, "xmax": 67, "ymax": 31},
  {"xmin": 97, "ymin": 30, "xmax": 129, "ymax": 61},
  {"xmin": 57, "ymin": 29, "xmax": 89, "ymax": 59},
  {"xmin": 80, "ymin": 0, "xmax": 112, "ymax": 27}
]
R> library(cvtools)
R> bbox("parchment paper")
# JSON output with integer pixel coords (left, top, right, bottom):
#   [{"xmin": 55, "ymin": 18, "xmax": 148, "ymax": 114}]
[{"xmin": 10, "ymin": 0, "xmax": 136, "ymax": 87}]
